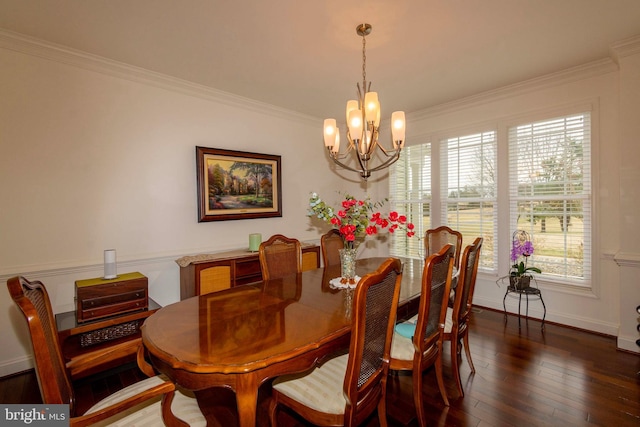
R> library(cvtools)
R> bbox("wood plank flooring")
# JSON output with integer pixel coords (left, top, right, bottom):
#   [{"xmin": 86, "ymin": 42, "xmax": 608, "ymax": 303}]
[{"xmin": 2, "ymin": 308, "xmax": 638, "ymax": 426}]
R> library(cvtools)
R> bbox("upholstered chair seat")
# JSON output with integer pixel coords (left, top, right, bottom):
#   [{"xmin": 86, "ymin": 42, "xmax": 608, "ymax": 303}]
[
  {"xmin": 85, "ymin": 376, "xmax": 205, "ymax": 426},
  {"xmin": 271, "ymin": 353, "xmax": 349, "ymax": 415},
  {"xmin": 389, "ymin": 319, "xmax": 418, "ymax": 361}
]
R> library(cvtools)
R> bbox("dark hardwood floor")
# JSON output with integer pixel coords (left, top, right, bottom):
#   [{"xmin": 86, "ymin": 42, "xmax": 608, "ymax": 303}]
[{"xmin": 2, "ymin": 308, "xmax": 639, "ymax": 426}]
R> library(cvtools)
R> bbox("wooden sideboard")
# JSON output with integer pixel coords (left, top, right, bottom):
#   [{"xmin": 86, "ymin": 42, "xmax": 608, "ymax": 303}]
[
  {"xmin": 56, "ymin": 298, "xmax": 161, "ymax": 379},
  {"xmin": 177, "ymin": 244, "xmax": 320, "ymax": 299}
]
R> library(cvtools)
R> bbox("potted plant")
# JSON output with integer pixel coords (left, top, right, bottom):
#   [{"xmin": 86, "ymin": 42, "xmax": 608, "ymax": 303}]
[{"xmin": 509, "ymin": 230, "xmax": 541, "ymax": 290}]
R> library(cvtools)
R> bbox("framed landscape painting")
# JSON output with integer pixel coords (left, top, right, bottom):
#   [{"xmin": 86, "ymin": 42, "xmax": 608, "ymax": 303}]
[{"xmin": 196, "ymin": 147, "xmax": 282, "ymax": 222}]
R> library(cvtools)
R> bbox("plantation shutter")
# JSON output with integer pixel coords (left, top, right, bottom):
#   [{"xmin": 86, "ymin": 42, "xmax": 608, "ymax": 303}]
[
  {"xmin": 440, "ymin": 131, "xmax": 497, "ymax": 271},
  {"xmin": 508, "ymin": 112, "xmax": 591, "ymax": 285},
  {"xmin": 389, "ymin": 143, "xmax": 431, "ymax": 258}
]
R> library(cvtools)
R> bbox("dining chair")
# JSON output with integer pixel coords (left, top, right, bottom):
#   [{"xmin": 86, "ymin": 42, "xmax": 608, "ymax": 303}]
[
  {"xmin": 425, "ymin": 226, "xmax": 463, "ymax": 268},
  {"xmin": 259, "ymin": 234, "xmax": 303, "ymax": 280},
  {"xmin": 388, "ymin": 244, "xmax": 455, "ymax": 426},
  {"xmin": 6, "ymin": 276, "xmax": 206, "ymax": 427},
  {"xmin": 268, "ymin": 257, "xmax": 403, "ymax": 427},
  {"xmin": 443, "ymin": 237, "xmax": 483, "ymax": 397},
  {"xmin": 321, "ymin": 228, "xmax": 344, "ymax": 267}
]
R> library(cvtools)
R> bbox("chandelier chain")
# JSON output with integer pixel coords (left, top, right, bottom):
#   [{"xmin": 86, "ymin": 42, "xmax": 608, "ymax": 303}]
[{"xmin": 361, "ymin": 31, "xmax": 367, "ymax": 93}]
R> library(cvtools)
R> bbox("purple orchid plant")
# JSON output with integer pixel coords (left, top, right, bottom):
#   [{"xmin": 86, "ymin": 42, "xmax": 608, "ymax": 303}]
[{"xmin": 510, "ymin": 231, "xmax": 542, "ymax": 278}]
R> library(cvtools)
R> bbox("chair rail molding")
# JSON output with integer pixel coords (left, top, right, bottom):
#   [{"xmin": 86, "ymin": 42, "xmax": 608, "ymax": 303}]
[{"xmin": 614, "ymin": 251, "xmax": 640, "ymax": 268}]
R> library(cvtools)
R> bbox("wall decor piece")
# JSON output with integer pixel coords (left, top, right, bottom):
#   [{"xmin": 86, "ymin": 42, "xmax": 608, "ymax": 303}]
[{"xmin": 196, "ymin": 147, "xmax": 282, "ymax": 222}]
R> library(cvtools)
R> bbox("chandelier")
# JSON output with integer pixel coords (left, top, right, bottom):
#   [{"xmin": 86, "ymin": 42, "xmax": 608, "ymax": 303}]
[{"xmin": 323, "ymin": 23, "xmax": 406, "ymax": 181}]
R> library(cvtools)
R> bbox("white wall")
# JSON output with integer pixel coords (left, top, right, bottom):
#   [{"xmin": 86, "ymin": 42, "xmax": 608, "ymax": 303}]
[
  {"xmin": 613, "ymin": 38, "xmax": 640, "ymax": 353},
  {"xmin": 0, "ymin": 33, "xmax": 368, "ymax": 376}
]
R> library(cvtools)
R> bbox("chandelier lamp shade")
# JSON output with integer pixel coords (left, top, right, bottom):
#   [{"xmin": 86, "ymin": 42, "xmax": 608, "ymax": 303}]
[{"xmin": 323, "ymin": 23, "xmax": 406, "ymax": 181}]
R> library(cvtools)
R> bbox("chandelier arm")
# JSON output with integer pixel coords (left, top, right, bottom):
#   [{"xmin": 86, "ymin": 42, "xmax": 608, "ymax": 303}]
[
  {"xmin": 329, "ymin": 147, "xmax": 356, "ymax": 161},
  {"xmin": 345, "ymin": 132, "xmax": 358, "ymax": 151},
  {"xmin": 328, "ymin": 133, "xmax": 359, "ymax": 160},
  {"xmin": 363, "ymin": 125, "xmax": 380, "ymax": 155},
  {"xmin": 327, "ymin": 150, "xmax": 365, "ymax": 175},
  {"xmin": 365, "ymin": 152, "xmax": 402, "ymax": 172},
  {"xmin": 375, "ymin": 142, "xmax": 402, "ymax": 158}
]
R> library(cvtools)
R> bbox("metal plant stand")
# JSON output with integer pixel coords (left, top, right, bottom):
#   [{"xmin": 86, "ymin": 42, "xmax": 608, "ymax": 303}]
[{"xmin": 499, "ymin": 275, "xmax": 546, "ymax": 329}]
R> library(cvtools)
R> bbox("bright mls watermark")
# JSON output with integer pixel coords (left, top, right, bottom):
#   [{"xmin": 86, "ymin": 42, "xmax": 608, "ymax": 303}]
[{"xmin": 1, "ymin": 405, "xmax": 69, "ymax": 426}]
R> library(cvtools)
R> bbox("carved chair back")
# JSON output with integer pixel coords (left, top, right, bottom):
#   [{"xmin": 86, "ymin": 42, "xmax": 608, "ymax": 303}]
[
  {"xmin": 425, "ymin": 226, "xmax": 463, "ymax": 268},
  {"xmin": 259, "ymin": 234, "xmax": 302, "ymax": 280},
  {"xmin": 320, "ymin": 229, "xmax": 344, "ymax": 267}
]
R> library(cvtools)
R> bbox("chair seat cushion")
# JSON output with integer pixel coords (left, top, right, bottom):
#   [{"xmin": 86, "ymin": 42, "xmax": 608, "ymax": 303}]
[
  {"xmin": 272, "ymin": 353, "xmax": 349, "ymax": 415},
  {"xmin": 86, "ymin": 375, "xmax": 206, "ymax": 427},
  {"xmin": 444, "ymin": 307, "xmax": 454, "ymax": 333},
  {"xmin": 394, "ymin": 322, "xmax": 416, "ymax": 339},
  {"xmin": 391, "ymin": 314, "xmax": 419, "ymax": 361},
  {"xmin": 390, "ymin": 330, "xmax": 414, "ymax": 361}
]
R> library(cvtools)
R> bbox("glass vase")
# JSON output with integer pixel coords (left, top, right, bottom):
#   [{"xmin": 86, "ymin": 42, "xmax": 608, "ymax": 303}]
[{"xmin": 339, "ymin": 248, "xmax": 358, "ymax": 284}]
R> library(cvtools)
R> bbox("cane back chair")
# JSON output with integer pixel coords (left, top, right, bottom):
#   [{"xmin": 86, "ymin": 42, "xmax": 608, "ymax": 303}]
[
  {"xmin": 7, "ymin": 276, "xmax": 205, "ymax": 427},
  {"xmin": 268, "ymin": 257, "xmax": 403, "ymax": 427}
]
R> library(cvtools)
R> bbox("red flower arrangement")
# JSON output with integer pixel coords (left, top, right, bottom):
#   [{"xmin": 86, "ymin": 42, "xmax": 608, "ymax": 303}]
[{"xmin": 309, "ymin": 192, "xmax": 415, "ymax": 249}]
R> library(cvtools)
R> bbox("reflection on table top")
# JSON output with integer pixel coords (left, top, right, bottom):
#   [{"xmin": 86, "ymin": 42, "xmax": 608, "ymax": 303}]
[{"xmin": 142, "ymin": 257, "xmax": 424, "ymax": 373}]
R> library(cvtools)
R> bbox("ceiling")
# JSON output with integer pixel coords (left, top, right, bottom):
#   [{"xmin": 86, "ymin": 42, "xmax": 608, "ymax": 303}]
[{"xmin": 2, "ymin": 0, "xmax": 640, "ymax": 120}]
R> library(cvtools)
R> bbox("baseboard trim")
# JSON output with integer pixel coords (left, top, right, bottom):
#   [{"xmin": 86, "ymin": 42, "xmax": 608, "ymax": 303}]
[
  {"xmin": 617, "ymin": 336, "xmax": 640, "ymax": 354},
  {"xmin": 473, "ymin": 297, "xmax": 619, "ymax": 337},
  {"xmin": 0, "ymin": 355, "xmax": 33, "ymax": 379}
]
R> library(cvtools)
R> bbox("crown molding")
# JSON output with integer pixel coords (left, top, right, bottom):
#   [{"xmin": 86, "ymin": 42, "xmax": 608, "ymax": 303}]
[
  {"xmin": 610, "ymin": 34, "xmax": 640, "ymax": 62},
  {"xmin": 409, "ymin": 58, "xmax": 618, "ymax": 121},
  {"xmin": 0, "ymin": 29, "xmax": 318, "ymax": 125}
]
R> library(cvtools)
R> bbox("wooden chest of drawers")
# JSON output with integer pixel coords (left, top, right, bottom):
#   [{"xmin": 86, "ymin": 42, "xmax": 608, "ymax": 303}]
[{"xmin": 75, "ymin": 272, "xmax": 148, "ymax": 323}]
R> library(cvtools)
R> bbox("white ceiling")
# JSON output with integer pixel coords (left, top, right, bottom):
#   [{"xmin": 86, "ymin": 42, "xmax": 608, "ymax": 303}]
[{"xmin": 2, "ymin": 0, "xmax": 640, "ymax": 120}]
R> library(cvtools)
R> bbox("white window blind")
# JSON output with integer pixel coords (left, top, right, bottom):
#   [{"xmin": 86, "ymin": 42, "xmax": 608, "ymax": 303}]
[
  {"xmin": 441, "ymin": 131, "xmax": 497, "ymax": 270},
  {"xmin": 389, "ymin": 143, "xmax": 431, "ymax": 258},
  {"xmin": 508, "ymin": 112, "xmax": 591, "ymax": 285}
]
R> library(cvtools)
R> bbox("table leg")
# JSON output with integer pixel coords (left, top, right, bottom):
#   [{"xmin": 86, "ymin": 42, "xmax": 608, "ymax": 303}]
[{"xmin": 236, "ymin": 374, "xmax": 259, "ymax": 427}]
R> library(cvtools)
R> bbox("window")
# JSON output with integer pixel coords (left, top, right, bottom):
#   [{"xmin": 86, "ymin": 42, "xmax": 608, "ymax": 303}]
[
  {"xmin": 508, "ymin": 113, "xmax": 591, "ymax": 285},
  {"xmin": 389, "ymin": 131, "xmax": 497, "ymax": 269},
  {"xmin": 441, "ymin": 131, "xmax": 497, "ymax": 270},
  {"xmin": 389, "ymin": 143, "xmax": 431, "ymax": 258},
  {"xmin": 390, "ymin": 109, "xmax": 592, "ymax": 288}
]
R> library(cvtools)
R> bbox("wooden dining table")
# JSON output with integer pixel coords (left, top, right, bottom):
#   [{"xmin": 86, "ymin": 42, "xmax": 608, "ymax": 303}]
[{"xmin": 141, "ymin": 256, "xmax": 425, "ymax": 427}]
